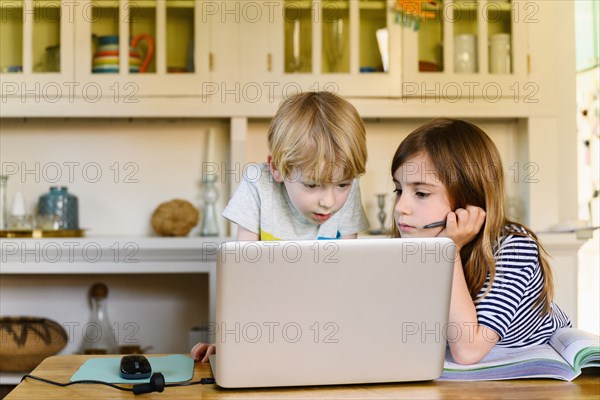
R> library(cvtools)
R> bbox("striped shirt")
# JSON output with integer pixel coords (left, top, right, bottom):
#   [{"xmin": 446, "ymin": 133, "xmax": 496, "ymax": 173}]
[{"xmin": 475, "ymin": 226, "xmax": 571, "ymax": 348}]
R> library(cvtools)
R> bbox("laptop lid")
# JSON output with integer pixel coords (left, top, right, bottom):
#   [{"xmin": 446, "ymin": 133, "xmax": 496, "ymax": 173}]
[{"xmin": 211, "ymin": 237, "xmax": 455, "ymax": 388}]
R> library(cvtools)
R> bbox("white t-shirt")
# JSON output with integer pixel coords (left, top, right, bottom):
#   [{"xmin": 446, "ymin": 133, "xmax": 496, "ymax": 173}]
[{"xmin": 222, "ymin": 163, "xmax": 369, "ymax": 240}]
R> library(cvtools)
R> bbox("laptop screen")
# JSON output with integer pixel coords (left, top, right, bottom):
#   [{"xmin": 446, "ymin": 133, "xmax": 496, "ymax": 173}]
[{"xmin": 211, "ymin": 238, "xmax": 455, "ymax": 388}]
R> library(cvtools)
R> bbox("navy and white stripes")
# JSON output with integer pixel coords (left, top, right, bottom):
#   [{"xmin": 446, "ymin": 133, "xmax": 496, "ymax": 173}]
[{"xmin": 475, "ymin": 226, "xmax": 571, "ymax": 348}]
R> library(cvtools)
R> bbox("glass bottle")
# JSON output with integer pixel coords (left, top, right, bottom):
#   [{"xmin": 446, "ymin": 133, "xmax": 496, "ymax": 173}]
[
  {"xmin": 79, "ymin": 283, "xmax": 118, "ymax": 354},
  {"xmin": 0, "ymin": 175, "xmax": 7, "ymax": 230}
]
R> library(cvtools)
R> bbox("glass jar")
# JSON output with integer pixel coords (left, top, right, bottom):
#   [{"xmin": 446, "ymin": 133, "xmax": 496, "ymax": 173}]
[
  {"xmin": 454, "ymin": 34, "xmax": 477, "ymax": 73},
  {"xmin": 38, "ymin": 186, "xmax": 79, "ymax": 229}
]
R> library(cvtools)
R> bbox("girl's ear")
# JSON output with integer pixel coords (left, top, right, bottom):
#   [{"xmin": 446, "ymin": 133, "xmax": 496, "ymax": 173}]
[{"xmin": 267, "ymin": 155, "xmax": 284, "ymax": 182}]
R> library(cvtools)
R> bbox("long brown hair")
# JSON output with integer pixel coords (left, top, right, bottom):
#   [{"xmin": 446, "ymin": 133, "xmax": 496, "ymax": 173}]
[{"xmin": 390, "ymin": 118, "xmax": 554, "ymax": 314}]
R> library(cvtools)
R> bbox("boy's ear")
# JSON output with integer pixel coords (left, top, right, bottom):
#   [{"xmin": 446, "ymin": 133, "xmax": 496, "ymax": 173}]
[{"xmin": 267, "ymin": 155, "xmax": 284, "ymax": 183}]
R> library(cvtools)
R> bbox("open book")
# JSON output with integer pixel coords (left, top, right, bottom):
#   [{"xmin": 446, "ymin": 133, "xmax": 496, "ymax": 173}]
[{"xmin": 439, "ymin": 328, "xmax": 600, "ymax": 381}]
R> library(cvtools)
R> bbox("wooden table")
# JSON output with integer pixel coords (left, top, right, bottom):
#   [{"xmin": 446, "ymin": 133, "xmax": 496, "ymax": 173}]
[{"xmin": 5, "ymin": 355, "xmax": 600, "ymax": 400}]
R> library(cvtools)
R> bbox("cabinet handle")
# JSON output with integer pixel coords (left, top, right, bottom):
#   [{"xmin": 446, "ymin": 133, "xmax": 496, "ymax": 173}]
[
  {"xmin": 267, "ymin": 53, "xmax": 272, "ymax": 72},
  {"xmin": 527, "ymin": 54, "xmax": 531, "ymax": 74},
  {"xmin": 209, "ymin": 52, "xmax": 214, "ymax": 72}
]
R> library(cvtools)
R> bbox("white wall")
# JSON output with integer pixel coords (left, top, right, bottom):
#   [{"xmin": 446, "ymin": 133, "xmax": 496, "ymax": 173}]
[{"xmin": 1, "ymin": 118, "xmax": 230, "ymax": 236}]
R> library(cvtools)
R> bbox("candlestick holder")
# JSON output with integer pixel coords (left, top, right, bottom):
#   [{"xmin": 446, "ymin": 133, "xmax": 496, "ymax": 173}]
[
  {"xmin": 369, "ymin": 193, "xmax": 389, "ymax": 235},
  {"xmin": 200, "ymin": 173, "xmax": 219, "ymax": 237},
  {"xmin": 0, "ymin": 175, "xmax": 8, "ymax": 230}
]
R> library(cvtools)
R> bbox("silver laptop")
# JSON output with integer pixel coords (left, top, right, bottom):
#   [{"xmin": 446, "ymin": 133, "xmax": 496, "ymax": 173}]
[{"xmin": 209, "ymin": 238, "xmax": 455, "ymax": 388}]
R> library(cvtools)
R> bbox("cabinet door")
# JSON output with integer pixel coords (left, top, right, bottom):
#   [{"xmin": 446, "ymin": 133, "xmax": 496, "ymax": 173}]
[
  {"xmin": 0, "ymin": 0, "xmax": 75, "ymax": 101},
  {"xmin": 402, "ymin": 0, "xmax": 529, "ymax": 99},
  {"xmin": 73, "ymin": 0, "xmax": 210, "ymax": 98},
  {"xmin": 246, "ymin": 0, "xmax": 400, "ymax": 100}
]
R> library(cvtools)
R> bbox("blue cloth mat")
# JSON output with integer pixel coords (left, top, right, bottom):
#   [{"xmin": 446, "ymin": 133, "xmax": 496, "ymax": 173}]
[{"xmin": 70, "ymin": 355, "xmax": 194, "ymax": 384}]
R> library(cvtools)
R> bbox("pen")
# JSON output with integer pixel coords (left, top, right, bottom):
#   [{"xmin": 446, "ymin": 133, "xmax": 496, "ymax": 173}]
[{"xmin": 421, "ymin": 220, "xmax": 446, "ymax": 229}]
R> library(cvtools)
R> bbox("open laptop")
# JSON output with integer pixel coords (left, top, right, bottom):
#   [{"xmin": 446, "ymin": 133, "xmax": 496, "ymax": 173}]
[{"xmin": 209, "ymin": 237, "xmax": 455, "ymax": 388}]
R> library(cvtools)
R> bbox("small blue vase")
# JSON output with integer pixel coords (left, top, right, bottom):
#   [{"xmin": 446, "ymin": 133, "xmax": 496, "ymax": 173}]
[{"xmin": 38, "ymin": 187, "xmax": 79, "ymax": 230}]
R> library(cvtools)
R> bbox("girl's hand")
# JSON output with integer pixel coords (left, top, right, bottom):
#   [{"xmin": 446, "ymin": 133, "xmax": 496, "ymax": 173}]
[
  {"xmin": 190, "ymin": 342, "xmax": 216, "ymax": 363},
  {"xmin": 440, "ymin": 205, "xmax": 486, "ymax": 248}
]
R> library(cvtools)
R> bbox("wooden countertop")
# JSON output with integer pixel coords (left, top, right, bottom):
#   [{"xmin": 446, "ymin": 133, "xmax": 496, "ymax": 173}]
[{"xmin": 6, "ymin": 355, "xmax": 600, "ymax": 400}]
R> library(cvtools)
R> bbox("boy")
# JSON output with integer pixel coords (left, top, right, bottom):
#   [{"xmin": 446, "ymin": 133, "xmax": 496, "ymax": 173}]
[
  {"xmin": 191, "ymin": 91, "xmax": 369, "ymax": 361},
  {"xmin": 224, "ymin": 90, "xmax": 369, "ymax": 241}
]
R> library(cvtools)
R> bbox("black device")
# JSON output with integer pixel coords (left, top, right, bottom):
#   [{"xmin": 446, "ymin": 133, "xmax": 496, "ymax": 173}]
[
  {"xmin": 22, "ymin": 357, "xmax": 215, "ymax": 396},
  {"xmin": 119, "ymin": 355, "xmax": 152, "ymax": 380}
]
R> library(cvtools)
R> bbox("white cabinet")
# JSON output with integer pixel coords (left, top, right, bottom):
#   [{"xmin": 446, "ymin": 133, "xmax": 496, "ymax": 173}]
[
  {"xmin": 73, "ymin": 0, "xmax": 211, "ymax": 97},
  {"xmin": 230, "ymin": 0, "xmax": 402, "ymax": 99},
  {"xmin": 0, "ymin": 1, "xmax": 75, "ymax": 96},
  {"xmin": 401, "ymin": 0, "xmax": 530, "ymax": 99},
  {"xmin": 273, "ymin": 0, "xmax": 402, "ymax": 97},
  {"xmin": 1, "ymin": 0, "xmax": 537, "ymax": 109},
  {"xmin": 1, "ymin": 0, "xmax": 211, "ymax": 100},
  {"xmin": 226, "ymin": 0, "xmax": 532, "ymax": 101}
]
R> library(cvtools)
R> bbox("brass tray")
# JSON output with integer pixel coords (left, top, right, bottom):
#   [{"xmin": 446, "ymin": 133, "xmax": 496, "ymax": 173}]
[{"xmin": 0, "ymin": 229, "xmax": 85, "ymax": 238}]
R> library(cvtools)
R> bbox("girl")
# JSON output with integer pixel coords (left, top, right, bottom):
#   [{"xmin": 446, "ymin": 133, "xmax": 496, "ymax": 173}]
[{"xmin": 391, "ymin": 118, "xmax": 571, "ymax": 365}]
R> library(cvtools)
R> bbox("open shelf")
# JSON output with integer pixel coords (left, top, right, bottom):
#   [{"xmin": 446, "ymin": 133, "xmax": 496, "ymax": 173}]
[
  {"xmin": 0, "ymin": 237, "xmax": 228, "ymax": 274},
  {"xmin": 360, "ymin": 1, "xmax": 386, "ymax": 11},
  {"xmin": 0, "ymin": 372, "xmax": 25, "ymax": 386},
  {"xmin": 33, "ymin": 0, "xmax": 61, "ymax": 8}
]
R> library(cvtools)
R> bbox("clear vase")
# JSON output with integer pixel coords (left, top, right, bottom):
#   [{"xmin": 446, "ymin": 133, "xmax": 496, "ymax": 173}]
[{"xmin": 79, "ymin": 283, "xmax": 118, "ymax": 354}]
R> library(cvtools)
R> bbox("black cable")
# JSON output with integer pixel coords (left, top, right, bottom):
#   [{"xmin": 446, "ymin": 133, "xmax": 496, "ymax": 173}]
[
  {"xmin": 166, "ymin": 378, "xmax": 216, "ymax": 386},
  {"xmin": 20, "ymin": 374, "xmax": 216, "ymax": 391},
  {"xmin": 20, "ymin": 374, "xmax": 134, "ymax": 391}
]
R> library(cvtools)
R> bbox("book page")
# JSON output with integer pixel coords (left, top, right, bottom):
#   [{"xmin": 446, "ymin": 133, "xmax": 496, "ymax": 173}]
[
  {"xmin": 441, "ymin": 345, "xmax": 576, "ymax": 381},
  {"xmin": 550, "ymin": 328, "xmax": 600, "ymax": 369},
  {"xmin": 444, "ymin": 344, "xmax": 569, "ymax": 369}
]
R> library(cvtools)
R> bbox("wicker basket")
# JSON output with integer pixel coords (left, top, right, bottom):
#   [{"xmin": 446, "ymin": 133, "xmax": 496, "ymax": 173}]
[{"xmin": 0, "ymin": 317, "xmax": 68, "ymax": 372}]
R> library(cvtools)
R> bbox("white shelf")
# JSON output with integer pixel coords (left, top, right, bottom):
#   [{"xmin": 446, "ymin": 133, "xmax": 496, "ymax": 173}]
[
  {"xmin": 0, "ymin": 372, "xmax": 25, "ymax": 386},
  {"xmin": 0, "ymin": 236, "xmax": 229, "ymax": 336},
  {"xmin": 0, "ymin": 237, "xmax": 230, "ymax": 274},
  {"xmin": 0, "ymin": 262, "xmax": 209, "ymax": 274}
]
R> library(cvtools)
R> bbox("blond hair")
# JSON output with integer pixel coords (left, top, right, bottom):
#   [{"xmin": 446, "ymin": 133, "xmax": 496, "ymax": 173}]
[
  {"xmin": 268, "ymin": 91, "xmax": 367, "ymax": 183},
  {"xmin": 390, "ymin": 118, "xmax": 554, "ymax": 314}
]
